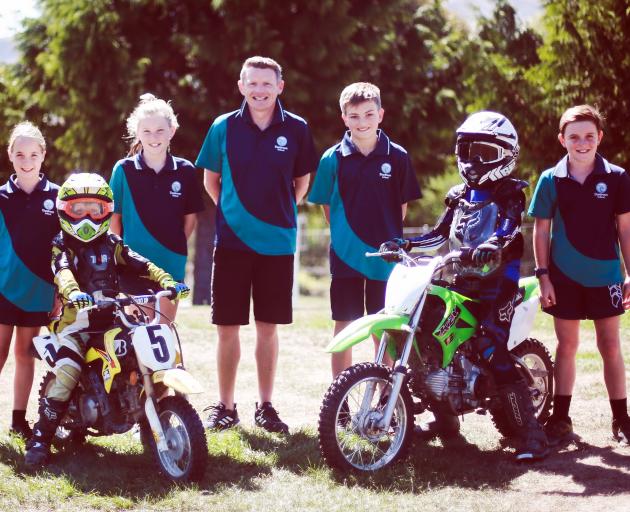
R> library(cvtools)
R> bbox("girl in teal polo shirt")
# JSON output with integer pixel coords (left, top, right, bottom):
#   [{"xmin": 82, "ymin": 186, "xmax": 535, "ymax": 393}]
[
  {"xmin": 110, "ymin": 94, "xmax": 204, "ymax": 324},
  {"xmin": 0, "ymin": 122, "xmax": 60, "ymax": 437}
]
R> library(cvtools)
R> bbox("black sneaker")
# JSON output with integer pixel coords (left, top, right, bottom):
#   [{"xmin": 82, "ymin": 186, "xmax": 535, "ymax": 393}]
[
  {"xmin": 255, "ymin": 402, "xmax": 289, "ymax": 434},
  {"xmin": 9, "ymin": 420, "xmax": 33, "ymax": 439},
  {"xmin": 612, "ymin": 417, "xmax": 630, "ymax": 444},
  {"xmin": 544, "ymin": 416, "xmax": 574, "ymax": 446},
  {"xmin": 204, "ymin": 402, "xmax": 239, "ymax": 430}
]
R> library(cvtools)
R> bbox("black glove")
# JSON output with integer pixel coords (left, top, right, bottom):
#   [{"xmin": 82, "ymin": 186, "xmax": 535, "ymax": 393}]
[
  {"xmin": 472, "ymin": 240, "xmax": 500, "ymax": 265},
  {"xmin": 379, "ymin": 238, "xmax": 409, "ymax": 262}
]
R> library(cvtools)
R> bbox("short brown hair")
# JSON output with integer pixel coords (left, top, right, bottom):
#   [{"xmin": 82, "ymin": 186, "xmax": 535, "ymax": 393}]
[
  {"xmin": 339, "ymin": 82, "xmax": 381, "ymax": 113},
  {"xmin": 240, "ymin": 56, "xmax": 282, "ymax": 82},
  {"xmin": 559, "ymin": 104, "xmax": 605, "ymax": 135}
]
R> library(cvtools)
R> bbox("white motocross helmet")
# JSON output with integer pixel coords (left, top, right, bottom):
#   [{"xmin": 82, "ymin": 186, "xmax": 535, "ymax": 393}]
[{"xmin": 455, "ymin": 111, "xmax": 519, "ymax": 188}]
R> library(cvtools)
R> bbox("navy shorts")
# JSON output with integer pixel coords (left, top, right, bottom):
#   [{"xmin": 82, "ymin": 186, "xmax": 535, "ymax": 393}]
[
  {"xmin": 211, "ymin": 247, "xmax": 293, "ymax": 325},
  {"xmin": 543, "ymin": 280, "xmax": 625, "ymax": 320},
  {"xmin": 330, "ymin": 277, "xmax": 387, "ymax": 321},
  {"xmin": 0, "ymin": 294, "xmax": 50, "ymax": 327}
]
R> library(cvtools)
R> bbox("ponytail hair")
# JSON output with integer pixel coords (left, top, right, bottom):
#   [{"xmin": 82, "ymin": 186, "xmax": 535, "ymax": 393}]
[{"xmin": 125, "ymin": 93, "xmax": 179, "ymax": 156}]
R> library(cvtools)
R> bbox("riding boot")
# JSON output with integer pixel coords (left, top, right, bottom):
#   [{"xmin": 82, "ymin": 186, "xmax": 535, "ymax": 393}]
[
  {"xmin": 498, "ymin": 380, "xmax": 548, "ymax": 462},
  {"xmin": 25, "ymin": 398, "xmax": 68, "ymax": 468}
]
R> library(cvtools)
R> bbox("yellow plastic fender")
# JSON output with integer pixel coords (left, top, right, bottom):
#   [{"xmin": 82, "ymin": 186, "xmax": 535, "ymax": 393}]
[{"xmin": 152, "ymin": 368, "xmax": 204, "ymax": 394}]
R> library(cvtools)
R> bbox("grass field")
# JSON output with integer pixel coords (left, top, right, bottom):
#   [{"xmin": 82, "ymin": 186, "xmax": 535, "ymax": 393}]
[{"xmin": 1, "ymin": 295, "xmax": 630, "ymax": 511}]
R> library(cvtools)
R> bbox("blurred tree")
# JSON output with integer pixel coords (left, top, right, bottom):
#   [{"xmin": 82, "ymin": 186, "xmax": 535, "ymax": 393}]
[
  {"xmin": 1, "ymin": 0, "xmax": 469, "ymax": 300},
  {"xmin": 460, "ymin": 0, "xmax": 559, "ymax": 184},
  {"xmin": 535, "ymin": 0, "xmax": 630, "ymax": 170}
]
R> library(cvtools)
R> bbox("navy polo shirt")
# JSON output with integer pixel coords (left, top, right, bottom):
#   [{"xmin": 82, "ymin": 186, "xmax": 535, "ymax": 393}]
[
  {"xmin": 195, "ymin": 99, "xmax": 317, "ymax": 255},
  {"xmin": 309, "ymin": 130, "xmax": 421, "ymax": 280},
  {"xmin": 528, "ymin": 154, "xmax": 630, "ymax": 286},
  {"xmin": 110, "ymin": 152, "xmax": 205, "ymax": 281},
  {"xmin": 0, "ymin": 175, "xmax": 59, "ymax": 312}
]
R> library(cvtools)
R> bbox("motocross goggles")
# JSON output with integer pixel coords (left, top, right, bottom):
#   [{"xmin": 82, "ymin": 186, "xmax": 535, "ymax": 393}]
[
  {"xmin": 456, "ymin": 141, "xmax": 513, "ymax": 164},
  {"xmin": 57, "ymin": 198, "xmax": 114, "ymax": 220}
]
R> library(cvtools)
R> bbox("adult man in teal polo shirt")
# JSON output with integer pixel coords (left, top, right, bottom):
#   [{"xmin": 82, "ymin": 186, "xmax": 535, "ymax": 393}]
[{"xmin": 196, "ymin": 56, "xmax": 317, "ymax": 433}]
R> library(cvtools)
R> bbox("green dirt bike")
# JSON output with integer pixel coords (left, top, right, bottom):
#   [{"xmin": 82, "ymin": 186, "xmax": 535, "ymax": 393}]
[{"xmin": 318, "ymin": 249, "xmax": 553, "ymax": 472}]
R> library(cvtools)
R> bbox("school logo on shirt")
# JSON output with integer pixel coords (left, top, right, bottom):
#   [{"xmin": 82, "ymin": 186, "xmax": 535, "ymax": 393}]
[
  {"xmin": 42, "ymin": 199, "xmax": 55, "ymax": 215},
  {"xmin": 275, "ymin": 136, "xmax": 289, "ymax": 152},
  {"xmin": 170, "ymin": 181, "xmax": 182, "ymax": 198},
  {"xmin": 379, "ymin": 162, "xmax": 392, "ymax": 180},
  {"xmin": 594, "ymin": 182, "xmax": 608, "ymax": 199}
]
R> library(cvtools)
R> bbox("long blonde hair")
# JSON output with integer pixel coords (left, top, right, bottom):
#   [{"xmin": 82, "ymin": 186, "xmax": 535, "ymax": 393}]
[{"xmin": 126, "ymin": 93, "xmax": 179, "ymax": 156}]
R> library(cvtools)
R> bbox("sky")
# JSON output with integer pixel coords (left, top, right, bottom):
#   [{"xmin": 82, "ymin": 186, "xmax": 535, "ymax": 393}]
[
  {"xmin": 0, "ymin": 0, "xmax": 39, "ymax": 38},
  {"xmin": 0, "ymin": 0, "xmax": 542, "ymax": 39}
]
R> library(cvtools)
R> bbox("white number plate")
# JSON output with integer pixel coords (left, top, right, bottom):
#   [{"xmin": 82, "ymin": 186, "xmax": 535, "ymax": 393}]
[{"xmin": 133, "ymin": 325, "xmax": 176, "ymax": 370}]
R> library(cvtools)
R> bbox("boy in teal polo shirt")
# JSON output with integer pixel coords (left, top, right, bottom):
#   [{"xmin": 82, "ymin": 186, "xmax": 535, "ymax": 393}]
[
  {"xmin": 529, "ymin": 104, "xmax": 630, "ymax": 445},
  {"xmin": 309, "ymin": 82, "xmax": 421, "ymax": 377}
]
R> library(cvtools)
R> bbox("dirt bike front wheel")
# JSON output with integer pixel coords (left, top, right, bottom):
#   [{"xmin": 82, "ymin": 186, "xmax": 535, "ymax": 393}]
[
  {"xmin": 143, "ymin": 395, "xmax": 207, "ymax": 483},
  {"xmin": 318, "ymin": 362, "xmax": 414, "ymax": 472}
]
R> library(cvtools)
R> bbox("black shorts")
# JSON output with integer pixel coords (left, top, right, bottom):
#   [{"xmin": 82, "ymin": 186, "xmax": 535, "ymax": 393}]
[
  {"xmin": 0, "ymin": 294, "xmax": 50, "ymax": 327},
  {"xmin": 330, "ymin": 277, "xmax": 387, "ymax": 321},
  {"xmin": 211, "ymin": 247, "xmax": 294, "ymax": 325},
  {"xmin": 543, "ymin": 280, "xmax": 625, "ymax": 320}
]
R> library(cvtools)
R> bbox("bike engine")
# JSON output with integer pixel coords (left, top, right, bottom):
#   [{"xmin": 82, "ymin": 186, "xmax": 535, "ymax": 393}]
[{"xmin": 423, "ymin": 354, "xmax": 483, "ymax": 414}]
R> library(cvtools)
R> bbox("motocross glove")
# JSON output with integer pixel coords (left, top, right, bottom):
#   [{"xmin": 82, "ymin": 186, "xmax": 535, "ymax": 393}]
[
  {"xmin": 379, "ymin": 238, "xmax": 410, "ymax": 263},
  {"xmin": 161, "ymin": 279, "xmax": 190, "ymax": 300},
  {"xmin": 472, "ymin": 240, "xmax": 501, "ymax": 265},
  {"xmin": 68, "ymin": 290, "xmax": 93, "ymax": 309}
]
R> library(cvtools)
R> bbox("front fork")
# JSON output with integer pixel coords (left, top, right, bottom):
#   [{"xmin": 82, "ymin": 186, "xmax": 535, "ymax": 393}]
[
  {"xmin": 371, "ymin": 295, "xmax": 426, "ymax": 430},
  {"xmin": 140, "ymin": 361, "xmax": 169, "ymax": 453}
]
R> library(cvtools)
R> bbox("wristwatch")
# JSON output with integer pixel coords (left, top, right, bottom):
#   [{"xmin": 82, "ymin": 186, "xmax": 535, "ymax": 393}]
[{"xmin": 534, "ymin": 267, "xmax": 549, "ymax": 278}]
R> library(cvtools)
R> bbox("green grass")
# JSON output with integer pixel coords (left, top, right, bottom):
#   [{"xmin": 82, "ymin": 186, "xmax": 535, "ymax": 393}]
[{"xmin": 1, "ymin": 295, "xmax": 630, "ymax": 511}]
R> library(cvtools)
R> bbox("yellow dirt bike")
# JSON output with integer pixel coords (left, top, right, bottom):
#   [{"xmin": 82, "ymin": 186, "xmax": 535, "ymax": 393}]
[{"xmin": 32, "ymin": 290, "xmax": 207, "ymax": 482}]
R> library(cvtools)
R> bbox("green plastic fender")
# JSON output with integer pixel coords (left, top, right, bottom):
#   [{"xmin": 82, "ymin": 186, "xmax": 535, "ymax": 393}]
[
  {"xmin": 325, "ymin": 313, "xmax": 410, "ymax": 353},
  {"xmin": 519, "ymin": 275, "xmax": 540, "ymax": 301}
]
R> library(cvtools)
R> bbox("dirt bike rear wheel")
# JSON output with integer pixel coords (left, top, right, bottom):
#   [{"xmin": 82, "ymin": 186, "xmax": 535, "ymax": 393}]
[
  {"xmin": 318, "ymin": 362, "xmax": 414, "ymax": 472},
  {"xmin": 38, "ymin": 371, "xmax": 87, "ymax": 448},
  {"xmin": 491, "ymin": 338, "xmax": 554, "ymax": 438},
  {"xmin": 142, "ymin": 395, "xmax": 207, "ymax": 482}
]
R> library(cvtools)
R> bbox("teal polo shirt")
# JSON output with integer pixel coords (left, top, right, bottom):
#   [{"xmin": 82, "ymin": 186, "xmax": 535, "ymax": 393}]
[
  {"xmin": 196, "ymin": 99, "xmax": 317, "ymax": 255},
  {"xmin": 110, "ymin": 152, "xmax": 205, "ymax": 281},
  {"xmin": 309, "ymin": 130, "xmax": 421, "ymax": 281},
  {"xmin": 528, "ymin": 154, "xmax": 630, "ymax": 286},
  {"xmin": 0, "ymin": 175, "xmax": 60, "ymax": 312}
]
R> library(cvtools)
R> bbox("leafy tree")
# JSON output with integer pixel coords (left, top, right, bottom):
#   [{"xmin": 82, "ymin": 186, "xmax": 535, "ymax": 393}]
[
  {"xmin": 460, "ymin": 0, "xmax": 559, "ymax": 183},
  {"xmin": 1, "ymin": 0, "xmax": 470, "ymax": 300},
  {"xmin": 535, "ymin": 0, "xmax": 630, "ymax": 170}
]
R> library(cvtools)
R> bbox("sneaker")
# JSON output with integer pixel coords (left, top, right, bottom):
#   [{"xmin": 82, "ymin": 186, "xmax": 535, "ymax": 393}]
[
  {"xmin": 544, "ymin": 416, "xmax": 574, "ymax": 446},
  {"xmin": 254, "ymin": 402, "xmax": 289, "ymax": 434},
  {"xmin": 9, "ymin": 420, "xmax": 33, "ymax": 439},
  {"xmin": 204, "ymin": 402, "xmax": 239, "ymax": 430},
  {"xmin": 612, "ymin": 417, "xmax": 630, "ymax": 444}
]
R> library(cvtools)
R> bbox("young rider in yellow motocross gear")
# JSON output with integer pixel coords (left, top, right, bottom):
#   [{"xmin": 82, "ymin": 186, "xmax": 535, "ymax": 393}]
[{"xmin": 25, "ymin": 172, "xmax": 189, "ymax": 468}]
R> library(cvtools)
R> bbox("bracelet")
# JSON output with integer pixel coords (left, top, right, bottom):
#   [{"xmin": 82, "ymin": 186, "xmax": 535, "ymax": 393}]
[{"xmin": 534, "ymin": 267, "xmax": 549, "ymax": 278}]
